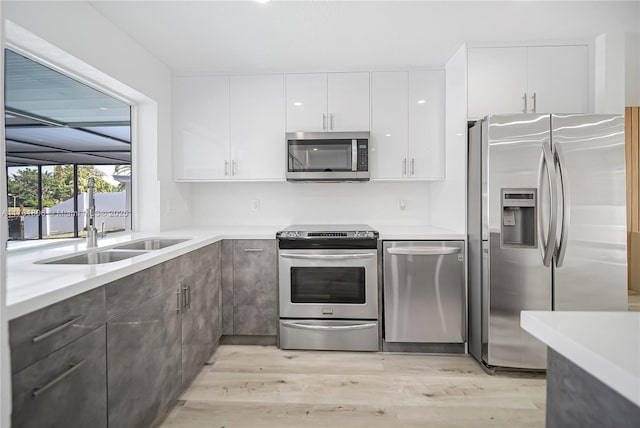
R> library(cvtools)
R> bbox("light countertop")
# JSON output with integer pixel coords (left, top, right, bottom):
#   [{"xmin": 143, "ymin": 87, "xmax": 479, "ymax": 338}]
[
  {"xmin": 521, "ymin": 311, "xmax": 640, "ymax": 406},
  {"xmin": 7, "ymin": 224, "xmax": 463, "ymax": 321}
]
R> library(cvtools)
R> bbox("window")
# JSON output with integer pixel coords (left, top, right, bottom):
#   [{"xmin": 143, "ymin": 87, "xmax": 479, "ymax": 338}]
[{"xmin": 4, "ymin": 50, "xmax": 132, "ymax": 240}]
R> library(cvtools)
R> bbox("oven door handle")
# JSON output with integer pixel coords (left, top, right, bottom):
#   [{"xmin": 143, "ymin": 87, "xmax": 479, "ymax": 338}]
[
  {"xmin": 279, "ymin": 252, "xmax": 377, "ymax": 260},
  {"xmin": 386, "ymin": 247, "xmax": 460, "ymax": 256},
  {"xmin": 281, "ymin": 321, "xmax": 377, "ymax": 331}
]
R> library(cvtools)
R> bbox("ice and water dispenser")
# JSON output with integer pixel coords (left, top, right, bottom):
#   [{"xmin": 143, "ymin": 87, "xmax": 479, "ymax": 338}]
[{"xmin": 501, "ymin": 189, "xmax": 537, "ymax": 248}]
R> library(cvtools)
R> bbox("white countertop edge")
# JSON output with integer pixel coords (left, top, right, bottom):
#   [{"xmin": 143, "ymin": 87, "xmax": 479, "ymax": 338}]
[{"xmin": 521, "ymin": 311, "xmax": 640, "ymax": 406}]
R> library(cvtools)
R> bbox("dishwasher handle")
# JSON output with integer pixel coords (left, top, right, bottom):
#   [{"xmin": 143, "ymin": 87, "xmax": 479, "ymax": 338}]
[{"xmin": 386, "ymin": 247, "xmax": 460, "ymax": 256}]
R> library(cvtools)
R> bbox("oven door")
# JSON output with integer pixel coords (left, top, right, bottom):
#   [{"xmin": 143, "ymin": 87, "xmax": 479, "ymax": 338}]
[{"xmin": 278, "ymin": 248, "xmax": 378, "ymax": 319}]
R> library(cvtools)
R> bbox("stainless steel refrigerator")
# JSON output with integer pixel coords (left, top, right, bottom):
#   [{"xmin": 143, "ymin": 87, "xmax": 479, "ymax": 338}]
[{"xmin": 468, "ymin": 114, "xmax": 628, "ymax": 370}]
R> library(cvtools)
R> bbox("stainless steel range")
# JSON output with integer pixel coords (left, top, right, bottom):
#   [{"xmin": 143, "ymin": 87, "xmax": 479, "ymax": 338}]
[{"xmin": 277, "ymin": 225, "xmax": 379, "ymax": 351}]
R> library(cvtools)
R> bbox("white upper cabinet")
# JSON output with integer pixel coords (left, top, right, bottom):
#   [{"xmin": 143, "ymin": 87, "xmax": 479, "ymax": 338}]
[
  {"xmin": 370, "ymin": 70, "xmax": 445, "ymax": 180},
  {"xmin": 285, "ymin": 73, "xmax": 327, "ymax": 132},
  {"xmin": 467, "ymin": 45, "xmax": 589, "ymax": 119},
  {"xmin": 327, "ymin": 72, "xmax": 370, "ymax": 131},
  {"xmin": 286, "ymin": 72, "xmax": 370, "ymax": 132},
  {"xmin": 467, "ymin": 47, "xmax": 528, "ymax": 119},
  {"xmin": 370, "ymin": 72, "xmax": 408, "ymax": 179},
  {"xmin": 230, "ymin": 75, "xmax": 285, "ymax": 181},
  {"xmin": 408, "ymin": 70, "xmax": 445, "ymax": 180},
  {"xmin": 173, "ymin": 76, "xmax": 230, "ymax": 180},
  {"xmin": 526, "ymin": 46, "xmax": 589, "ymax": 115}
]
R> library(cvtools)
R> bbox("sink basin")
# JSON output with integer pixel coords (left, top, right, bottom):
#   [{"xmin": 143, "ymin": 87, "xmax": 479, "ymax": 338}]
[
  {"xmin": 112, "ymin": 238, "xmax": 190, "ymax": 251},
  {"xmin": 37, "ymin": 249, "xmax": 149, "ymax": 265}
]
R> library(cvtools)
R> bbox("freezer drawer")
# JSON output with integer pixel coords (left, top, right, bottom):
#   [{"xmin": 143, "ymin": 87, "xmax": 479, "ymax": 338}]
[
  {"xmin": 383, "ymin": 241, "xmax": 465, "ymax": 343},
  {"xmin": 279, "ymin": 320, "xmax": 379, "ymax": 351}
]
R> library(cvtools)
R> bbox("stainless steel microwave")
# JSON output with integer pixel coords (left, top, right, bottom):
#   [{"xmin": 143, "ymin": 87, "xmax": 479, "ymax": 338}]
[{"xmin": 286, "ymin": 132, "xmax": 370, "ymax": 182}]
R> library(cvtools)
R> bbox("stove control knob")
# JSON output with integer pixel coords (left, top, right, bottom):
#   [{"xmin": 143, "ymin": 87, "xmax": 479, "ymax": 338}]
[{"xmin": 364, "ymin": 231, "xmax": 375, "ymax": 238}]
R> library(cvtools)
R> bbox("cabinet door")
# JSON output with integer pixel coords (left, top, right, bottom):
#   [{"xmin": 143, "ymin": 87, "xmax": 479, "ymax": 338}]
[
  {"xmin": 182, "ymin": 243, "xmax": 221, "ymax": 386},
  {"xmin": 408, "ymin": 70, "xmax": 446, "ymax": 179},
  {"xmin": 286, "ymin": 73, "xmax": 327, "ymax": 132},
  {"xmin": 232, "ymin": 240, "xmax": 278, "ymax": 336},
  {"xmin": 370, "ymin": 72, "xmax": 409, "ymax": 179},
  {"xmin": 328, "ymin": 72, "xmax": 370, "ymax": 131},
  {"xmin": 173, "ymin": 76, "xmax": 230, "ymax": 180},
  {"xmin": 12, "ymin": 326, "xmax": 106, "ymax": 428},
  {"xmin": 230, "ymin": 75, "xmax": 285, "ymax": 180},
  {"xmin": 527, "ymin": 45, "xmax": 589, "ymax": 114},
  {"xmin": 107, "ymin": 287, "xmax": 182, "ymax": 428},
  {"xmin": 467, "ymin": 47, "xmax": 528, "ymax": 119}
]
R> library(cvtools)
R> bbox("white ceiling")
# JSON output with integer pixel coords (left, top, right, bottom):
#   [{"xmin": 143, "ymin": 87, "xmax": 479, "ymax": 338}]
[{"xmin": 89, "ymin": 1, "xmax": 640, "ymax": 75}]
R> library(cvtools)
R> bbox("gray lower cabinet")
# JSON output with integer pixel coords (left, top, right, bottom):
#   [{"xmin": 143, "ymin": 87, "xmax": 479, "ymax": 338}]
[
  {"xmin": 181, "ymin": 241, "xmax": 222, "ymax": 386},
  {"xmin": 11, "ymin": 325, "xmax": 107, "ymax": 428},
  {"xmin": 107, "ymin": 285, "xmax": 182, "ymax": 428},
  {"xmin": 10, "ymin": 286, "xmax": 106, "ymax": 373},
  {"xmin": 230, "ymin": 239, "xmax": 278, "ymax": 336}
]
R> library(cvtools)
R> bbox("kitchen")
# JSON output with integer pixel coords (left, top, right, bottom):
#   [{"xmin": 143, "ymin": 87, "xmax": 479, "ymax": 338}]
[{"xmin": 1, "ymin": 1, "xmax": 639, "ymax": 427}]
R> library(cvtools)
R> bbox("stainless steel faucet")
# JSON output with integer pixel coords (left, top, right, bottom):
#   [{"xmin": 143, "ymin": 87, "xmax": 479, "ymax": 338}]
[{"xmin": 86, "ymin": 177, "xmax": 98, "ymax": 248}]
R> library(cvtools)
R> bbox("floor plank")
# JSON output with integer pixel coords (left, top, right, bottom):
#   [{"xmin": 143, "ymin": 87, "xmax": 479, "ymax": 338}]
[{"xmin": 160, "ymin": 345, "xmax": 546, "ymax": 428}]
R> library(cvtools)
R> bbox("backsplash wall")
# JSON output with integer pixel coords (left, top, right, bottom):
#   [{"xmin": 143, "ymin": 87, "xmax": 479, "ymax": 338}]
[{"xmin": 190, "ymin": 181, "xmax": 431, "ymax": 226}]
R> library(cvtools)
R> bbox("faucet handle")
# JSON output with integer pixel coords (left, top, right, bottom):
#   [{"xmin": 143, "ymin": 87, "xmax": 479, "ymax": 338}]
[{"xmin": 100, "ymin": 222, "xmax": 106, "ymax": 238}]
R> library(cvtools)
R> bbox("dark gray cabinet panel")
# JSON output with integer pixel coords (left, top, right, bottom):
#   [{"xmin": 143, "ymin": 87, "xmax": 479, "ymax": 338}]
[
  {"xmin": 105, "ymin": 263, "xmax": 164, "ymax": 320},
  {"xmin": 182, "ymin": 242, "xmax": 221, "ymax": 386},
  {"xmin": 107, "ymin": 286, "xmax": 182, "ymax": 428},
  {"xmin": 162, "ymin": 252, "xmax": 195, "ymax": 288},
  {"xmin": 12, "ymin": 326, "xmax": 107, "ymax": 428},
  {"xmin": 221, "ymin": 239, "xmax": 234, "ymax": 335},
  {"xmin": 232, "ymin": 239, "xmax": 278, "ymax": 336},
  {"xmin": 10, "ymin": 286, "xmax": 105, "ymax": 373}
]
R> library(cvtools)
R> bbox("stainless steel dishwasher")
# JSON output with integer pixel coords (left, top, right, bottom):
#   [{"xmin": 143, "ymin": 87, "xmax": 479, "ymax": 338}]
[{"xmin": 383, "ymin": 241, "xmax": 465, "ymax": 343}]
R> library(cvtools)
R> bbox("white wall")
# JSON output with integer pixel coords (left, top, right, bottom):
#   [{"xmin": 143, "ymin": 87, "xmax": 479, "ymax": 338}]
[
  {"xmin": 190, "ymin": 181, "xmax": 431, "ymax": 227},
  {"xmin": 595, "ymin": 33, "xmax": 626, "ymax": 114},
  {"xmin": 626, "ymin": 32, "xmax": 640, "ymax": 106},
  {"xmin": 430, "ymin": 45, "xmax": 467, "ymax": 233},
  {"xmin": 2, "ymin": 1, "xmax": 191, "ymax": 232}
]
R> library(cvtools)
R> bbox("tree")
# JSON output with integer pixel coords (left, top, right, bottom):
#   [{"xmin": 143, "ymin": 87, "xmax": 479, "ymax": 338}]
[{"xmin": 7, "ymin": 165, "xmax": 118, "ymax": 209}]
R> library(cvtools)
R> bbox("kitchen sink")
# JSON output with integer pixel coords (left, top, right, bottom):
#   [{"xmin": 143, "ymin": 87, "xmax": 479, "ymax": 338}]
[
  {"xmin": 112, "ymin": 238, "xmax": 190, "ymax": 251},
  {"xmin": 37, "ymin": 249, "xmax": 149, "ymax": 265}
]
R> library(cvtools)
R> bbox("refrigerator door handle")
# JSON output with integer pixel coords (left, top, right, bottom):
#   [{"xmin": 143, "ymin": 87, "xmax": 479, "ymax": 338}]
[
  {"xmin": 554, "ymin": 143, "xmax": 570, "ymax": 267},
  {"xmin": 537, "ymin": 141, "xmax": 559, "ymax": 267}
]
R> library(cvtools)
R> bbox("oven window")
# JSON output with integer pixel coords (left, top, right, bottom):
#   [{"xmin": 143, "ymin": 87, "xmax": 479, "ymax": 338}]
[
  {"xmin": 290, "ymin": 267, "xmax": 365, "ymax": 304},
  {"xmin": 288, "ymin": 140, "xmax": 352, "ymax": 172}
]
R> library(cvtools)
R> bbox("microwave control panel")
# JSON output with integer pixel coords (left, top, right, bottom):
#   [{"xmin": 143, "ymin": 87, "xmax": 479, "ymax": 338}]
[{"xmin": 357, "ymin": 140, "xmax": 368, "ymax": 171}]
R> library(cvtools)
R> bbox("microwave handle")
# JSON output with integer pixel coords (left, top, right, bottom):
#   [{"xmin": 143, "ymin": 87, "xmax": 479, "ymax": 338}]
[{"xmin": 352, "ymin": 139, "xmax": 357, "ymax": 171}]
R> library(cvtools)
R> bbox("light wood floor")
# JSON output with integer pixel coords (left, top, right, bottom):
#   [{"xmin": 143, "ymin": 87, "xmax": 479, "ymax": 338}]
[{"xmin": 160, "ymin": 345, "xmax": 546, "ymax": 428}]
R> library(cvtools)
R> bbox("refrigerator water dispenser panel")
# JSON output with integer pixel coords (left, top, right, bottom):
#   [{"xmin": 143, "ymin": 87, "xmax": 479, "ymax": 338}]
[{"xmin": 501, "ymin": 189, "xmax": 537, "ymax": 248}]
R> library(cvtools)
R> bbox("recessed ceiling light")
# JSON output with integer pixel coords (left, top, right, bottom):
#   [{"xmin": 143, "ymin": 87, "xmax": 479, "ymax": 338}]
[
  {"xmin": 385, "ymin": 134, "xmax": 391, "ymax": 137},
  {"xmin": 417, "ymin": 100, "xmax": 426, "ymax": 104},
  {"xmin": 294, "ymin": 102, "xmax": 302, "ymax": 107},
  {"xmin": 313, "ymin": 148, "xmax": 318, "ymax": 151},
  {"xmin": 256, "ymin": 0, "xmax": 270, "ymax": 3},
  {"xmin": 99, "ymin": 107, "xmax": 109, "ymax": 110}
]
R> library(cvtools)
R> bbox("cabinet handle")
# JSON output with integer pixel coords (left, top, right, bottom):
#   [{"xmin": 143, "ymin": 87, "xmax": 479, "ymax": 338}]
[
  {"xmin": 411, "ymin": 158, "xmax": 415, "ymax": 176},
  {"xmin": 522, "ymin": 92, "xmax": 528, "ymax": 113},
  {"xmin": 243, "ymin": 248, "xmax": 264, "ymax": 253},
  {"xmin": 402, "ymin": 158, "xmax": 407, "ymax": 176},
  {"xmin": 322, "ymin": 113, "xmax": 326, "ymax": 130},
  {"xmin": 183, "ymin": 285, "xmax": 191, "ymax": 309},
  {"xmin": 329, "ymin": 113, "xmax": 334, "ymax": 130},
  {"xmin": 32, "ymin": 360, "xmax": 86, "ymax": 398},
  {"xmin": 531, "ymin": 92, "xmax": 537, "ymax": 113},
  {"xmin": 224, "ymin": 160, "xmax": 229, "ymax": 176},
  {"xmin": 32, "ymin": 315, "xmax": 86, "ymax": 343},
  {"xmin": 231, "ymin": 160, "xmax": 237, "ymax": 176},
  {"xmin": 176, "ymin": 289, "xmax": 183, "ymax": 312}
]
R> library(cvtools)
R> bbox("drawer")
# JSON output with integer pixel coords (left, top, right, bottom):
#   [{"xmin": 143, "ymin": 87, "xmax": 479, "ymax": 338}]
[
  {"xmin": 279, "ymin": 319, "xmax": 379, "ymax": 351},
  {"xmin": 10, "ymin": 287, "xmax": 106, "ymax": 373},
  {"xmin": 12, "ymin": 326, "xmax": 107, "ymax": 428},
  {"xmin": 105, "ymin": 263, "xmax": 164, "ymax": 320}
]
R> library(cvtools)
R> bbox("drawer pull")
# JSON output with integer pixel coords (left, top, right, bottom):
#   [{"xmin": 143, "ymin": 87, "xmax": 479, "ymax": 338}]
[
  {"xmin": 32, "ymin": 360, "xmax": 86, "ymax": 398},
  {"xmin": 243, "ymin": 248, "xmax": 264, "ymax": 253},
  {"xmin": 32, "ymin": 315, "xmax": 86, "ymax": 343}
]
